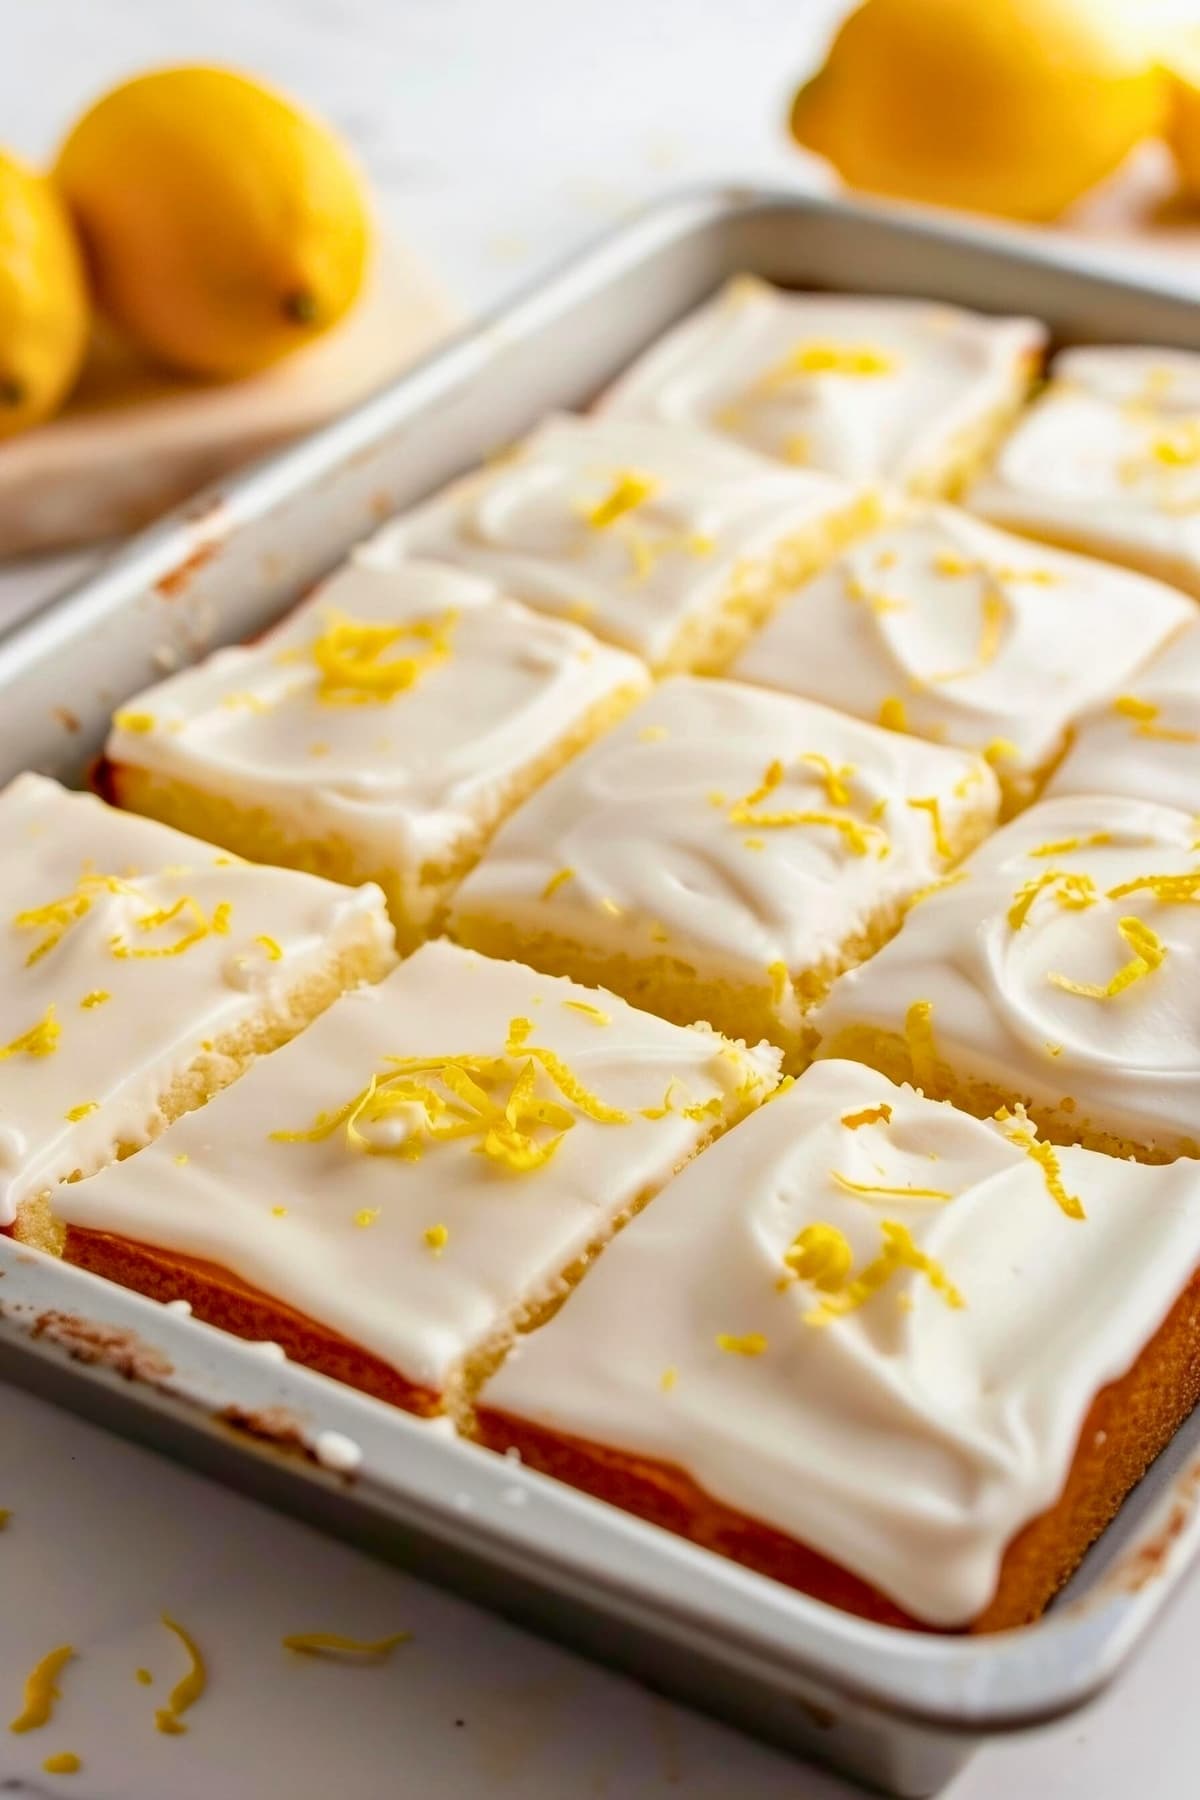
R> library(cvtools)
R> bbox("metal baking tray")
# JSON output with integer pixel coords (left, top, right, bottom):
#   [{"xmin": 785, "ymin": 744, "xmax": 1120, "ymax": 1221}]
[{"xmin": 4, "ymin": 186, "xmax": 1200, "ymax": 1797}]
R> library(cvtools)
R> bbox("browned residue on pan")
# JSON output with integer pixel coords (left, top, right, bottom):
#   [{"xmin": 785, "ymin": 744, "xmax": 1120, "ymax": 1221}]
[
  {"xmin": 31, "ymin": 1309, "xmax": 175, "ymax": 1382},
  {"xmin": 154, "ymin": 496, "xmax": 230, "ymax": 598}
]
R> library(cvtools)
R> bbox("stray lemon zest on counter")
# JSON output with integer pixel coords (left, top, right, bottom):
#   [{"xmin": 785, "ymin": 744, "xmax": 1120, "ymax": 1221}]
[
  {"xmin": 660, "ymin": 1366, "xmax": 679, "ymax": 1392},
  {"xmin": 906, "ymin": 796, "xmax": 951, "ymax": 859},
  {"xmin": 9, "ymin": 1645, "xmax": 74, "ymax": 1733},
  {"xmin": 541, "ymin": 866, "xmax": 575, "ymax": 901},
  {"xmin": 271, "ymin": 1206, "xmax": 288, "ymax": 1218},
  {"xmin": 353, "ymin": 1209, "xmax": 379, "ymax": 1228},
  {"xmin": 716, "ymin": 1332, "xmax": 768, "ymax": 1356},
  {"xmin": 707, "ymin": 789, "xmax": 728, "ymax": 808},
  {"xmin": 423, "ymin": 1223, "xmax": 449, "ymax": 1254},
  {"xmin": 282, "ymin": 1631, "xmax": 411, "ymax": 1660},
  {"xmin": 1045, "ymin": 1042, "xmax": 1063, "ymax": 1057},
  {"xmin": 311, "ymin": 608, "xmax": 457, "ymax": 704},
  {"xmin": 154, "ymin": 1616, "xmax": 206, "ymax": 1736},
  {"xmin": 562, "ymin": 1000, "xmax": 611, "ymax": 1025},
  {"xmin": 255, "ymin": 935, "xmax": 284, "ymax": 961},
  {"xmin": 1029, "ymin": 832, "xmax": 1112, "ymax": 859},
  {"xmin": 802, "ymin": 1220, "xmax": 964, "ymax": 1325},
  {"xmin": 841, "ymin": 1103, "xmax": 893, "ymax": 1130},
  {"xmin": 638, "ymin": 724, "xmax": 669, "ymax": 742},
  {"xmin": 113, "ymin": 710, "xmax": 156, "ymax": 734},
  {"xmin": 80, "ymin": 989, "xmax": 110, "ymax": 1008},
  {"xmin": 64, "ymin": 1102, "xmax": 98, "ymax": 1122},
  {"xmin": 173, "ymin": 1153, "xmax": 189, "ymax": 1165},
  {"xmin": 830, "ymin": 1171, "xmax": 952, "ymax": 1203},
  {"xmin": 42, "ymin": 1751, "xmax": 80, "ymax": 1774},
  {"xmin": 1048, "ymin": 916, "xmax": 1166, "ymax": 1000},
  {"xmin": 1007, "ymin": 1128, "xmax": 1085, "ymax": 1219},
  {"xmin": 0, "ymin": 1006, "xmax": 60, "ymax": 1061},
  {"xmin": 135, "ymin": 1668, "xmax": 153, "ymax": 1686},
  {"xmin": 583, "ymin": 469, "xmax": 658, "ymax": 528},
  {"xmin": 0, "ymin": 1509, "xmax": 10, "ymax": 1529},
  {"xmin": 904, "ymin": 1001, "xmax": 939, "ymax": 1091}
]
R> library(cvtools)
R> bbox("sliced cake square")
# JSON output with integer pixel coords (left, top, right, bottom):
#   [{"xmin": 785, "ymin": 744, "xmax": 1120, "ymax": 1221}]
[
  {"xmin": 450, "ymin": 676, "xmax": 999, "ymax": 1068},
  {"xmin": 598, "ymin": 276, "xmax": 1044, "ymax": 494},
  {"xmin": 1049, "ymin": 615, "xmax": 1200, "ymax": 815},
  {"xmin": 731, "ymin": 503, "xmax": 1194, "ymax": 814},
  {"xmin": 477, "ymin": 1058, "xmax": 1200, "ymax": 1631},
  {"xmin": 0, "ymin": 772, "xmax": 395, "ymax": 1237},
  {"xmin": 43, "ymin": 940, "xmax": 782, "ymax": 1418},
  {"xmin": 102, "ymin": 559, "xmax": 649, "ymax": 950},
  {"xmin": 813, "ymin": 793, "xmax": 1200, "ymax": 1161},
  {"xmin": 968, "ymin": 346, "xmax": 1200, "ymax": 597},
  {"xmin": 360, "ymin": 412, "xmax": 877, "ymax": 673}
]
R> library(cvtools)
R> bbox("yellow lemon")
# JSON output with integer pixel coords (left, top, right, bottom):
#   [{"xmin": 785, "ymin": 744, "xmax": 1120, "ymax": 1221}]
[
  {"xmin": 56, "ymin": 66, "xmax": 372, "ymax": 379},
  {"xmin": 790, "ymin": 0, "xmax": 1166, "ymax": 222},
  {"xmin": 1164, "ymin": 32, "xmax": 1200, "ymax": 198},
  {"xmin": 0, "ymin": 150, "xmax": 89, "ymax": 438}
]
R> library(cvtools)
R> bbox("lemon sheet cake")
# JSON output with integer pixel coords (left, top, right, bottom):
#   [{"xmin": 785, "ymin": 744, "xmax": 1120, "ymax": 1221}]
[
  {"xmin": 44, "ymin": 940, "xmax": 782, "ymax": 1417},
  {"xmin": 0, "ymin": 772, "xmax": 395, "ymax": 1237},
  {"xmin": 450, "ymin": 675, "xmax": 1000, "ymax": 1067},
  {"xmin": 731, "ymin": 502, "xmax": 1194, "ymax": 813},
  {"xmin": 360, "ymin": 412, "xmax": 878, "ymax": 673},
  {"xmin": 597, "ymin": 276, "xmax": 1045, "ymax": 494},
  {"xmin": 968, "ymin": 347, "xmax": 1200, "ymax": 597},
  {"xmin": 477, "ymin": 1058, "xmax": 1200, "ymax": 1631},
  {"xmin": 1048, "ymin": 615, "xmax": 1200, "ymax": 815},
  {"xmin": 813, "ymin": 793, "xmax": 1200, "ymax": 1161},
  {"xmin": 103, "ymin": 558, "xmax": 649, "ymax": 949}
]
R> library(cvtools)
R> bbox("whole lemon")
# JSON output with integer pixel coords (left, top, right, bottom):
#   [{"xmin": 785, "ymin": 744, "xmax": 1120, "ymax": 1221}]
[
  {"xmin": 1164, "ymin": 33, "xmax": 1200, "ymax": 198},
  {"xmin": 790, "ymin": 0, "xmax": 1166, "ymax": 222},
  {"xmin": 0, "ymin": 150, "xmax": 89, "ymax": 438},
  {"xmin": 56, "ymin": 66, "xmax": 372, "ymax": 379}
]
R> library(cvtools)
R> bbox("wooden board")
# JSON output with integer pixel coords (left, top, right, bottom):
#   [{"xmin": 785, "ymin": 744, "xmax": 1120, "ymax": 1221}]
[{"xmin": 0, "ymin": 239, "xmax": 458, "ymax": 559}]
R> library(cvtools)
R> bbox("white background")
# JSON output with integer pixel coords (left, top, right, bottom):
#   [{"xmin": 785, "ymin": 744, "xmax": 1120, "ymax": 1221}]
[{"xmin": 2, "ymin": 1, "xmax": 1197, "ymax": 1793}]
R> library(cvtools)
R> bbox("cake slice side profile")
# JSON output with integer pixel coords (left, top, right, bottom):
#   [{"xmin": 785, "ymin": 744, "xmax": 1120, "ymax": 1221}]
[
  {"xmin": 0, "ymin": 772, "xmax": 395, "ymax": 1240},
  {"xmin": 476, "ymin": 1059, "xmax": 1200, "ymax": 1632},
  {"xmin": 101, "ymin": 558, "xmax": 651, "ymax": 951},
  {"xmin": 36, "ymin": 940, "xmax": 782, "ymax": 1419}
]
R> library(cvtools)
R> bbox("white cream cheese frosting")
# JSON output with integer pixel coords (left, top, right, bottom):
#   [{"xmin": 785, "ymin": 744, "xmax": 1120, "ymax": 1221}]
[
  {"xmin": 480, "ymin": 1058, "xmax": 1200, "ymax": 1626},
  {"xmin": 450, "ymin": 676, "xmax": 999, "ymax": 1036},
  {"xmin": 0, "ymin": 772, "xmax": 395, "ymax": 1227},
  {"xmin": 359, "ymin": 412, "xmax": 870, "ymax": 668},
  {"xmin": 968, "ymin": 346, "xmax": 1200, "ymax": 595},
  {"xmin": 598, "ymin": 276, "xmax": 1045, "ymax": 488},
  {"xmin": 813, "ymin": 793, "xmax": 1200, "ymax": 1155},
  {"xmin": 52, "ymin": 940, "xmax": 782, "ymax": 1397},
  {"xmin": 104, "ymin": 557, "xmax": 649, "ymax": 882},
  {"xmin": 1049, "ymin": 615, "xmax": 1200, "ymax": 815},
  {"xmin": 732, "ymin": 503, "xmax": 1194, "ymax": 788}
]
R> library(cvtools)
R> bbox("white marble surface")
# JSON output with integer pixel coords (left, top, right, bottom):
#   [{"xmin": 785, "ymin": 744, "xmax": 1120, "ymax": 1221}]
[{"xmin": 3, "ymin": 1, "xmax": 1200, "ymax": 1793}]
